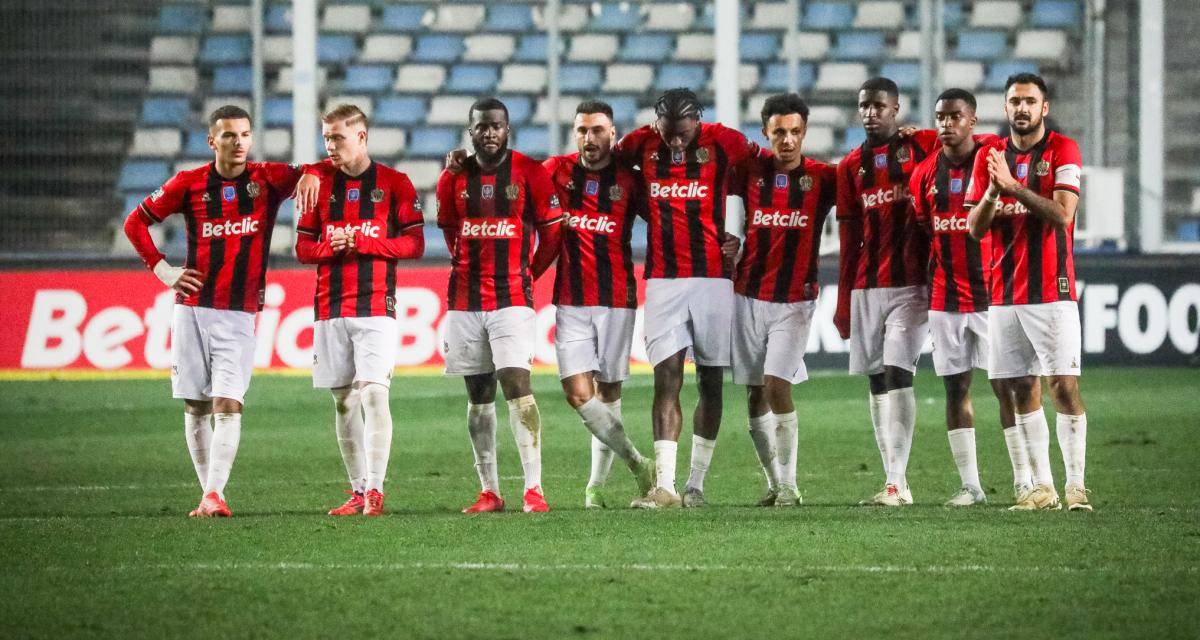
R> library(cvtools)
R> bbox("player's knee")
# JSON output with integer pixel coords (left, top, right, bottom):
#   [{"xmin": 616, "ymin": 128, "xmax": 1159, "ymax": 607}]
[
  {"xmin": 359, "ymin": 382, "xmax": 389, "ymax": 408},
  {"xmin": 497, "ymin": 367, "xmax": 532, "ymax": 399},
  {"xmin": 212, "ymin": 397, "xmax": 242, "ymax": 414},
  {"xmin": 1048, "ymin": 376, "xmax": 1082, "ymax": 409},
  {"xmin": 884, "ymin": 366, "xmax": 913, "ymax": 390},
  {"xmin": 595, "ymin": 382, "xmax": 622, "ymax": 403},
  {"xmin": 184, "ymin": 399, "xmax": 213, "ymax": 416},
  {"xmin": 942, "ymin": 373, "xmax": 972, "ymax": 402},
  {"xmin": 330, "ymin": 386, "xmax": 361, "ymax": 414}
]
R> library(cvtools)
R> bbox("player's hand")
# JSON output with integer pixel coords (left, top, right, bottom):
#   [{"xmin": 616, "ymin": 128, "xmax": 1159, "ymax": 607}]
[
  {"xmin": 154, "ymin": 260, "xmax": 204, "ymax": 295},
  {"xmin": 329, "ymin": 228, "xmax": 350, "ymax": 254},
  {"xmin": 346, "ymin": 231, "xmax": 359, "ymax": 255},
  {"xmin": 986, "ymin": 148, "xmax": 1019, "ymax": 195},
  {"xmin": 444, "ymin": 148, "xmax": 469, "ymax": 174},
  {"xmin": 833, "ymin": 307, "xmax": 851, "ymax": 340},
  {"xmin": 720, "ymin": 233, "xmax": 740, "ymax": 261},
  {"xmin": 295, "ymin": 173, "xmax": 320, "ymax": 214},
  {"xmin": 897, "ymin": 125, "xmax": 919, "ymax": 139}
]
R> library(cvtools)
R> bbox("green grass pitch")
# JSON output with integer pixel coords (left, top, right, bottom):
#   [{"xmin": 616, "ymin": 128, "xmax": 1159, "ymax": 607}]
[{"xmin": 1, "ymin": 367, "xmax": 1197, "ymax": 639}]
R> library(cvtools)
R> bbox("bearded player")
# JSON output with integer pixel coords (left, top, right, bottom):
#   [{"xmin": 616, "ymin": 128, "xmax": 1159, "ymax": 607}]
[{"xmin": 966, "ymin": 73, "xmax": 1091, "ymax": 511}]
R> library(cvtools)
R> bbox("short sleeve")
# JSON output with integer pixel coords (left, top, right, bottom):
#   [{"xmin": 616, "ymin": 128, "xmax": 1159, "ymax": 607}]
[
  {"xmin": 526, "ymin": 161, "xmax": 564, "ymax": 226},
  {"xmin": 265, "ymin": 162, "xmax": 303, "ymax": 195},
  {"xmin": 835, "ymin": 158, "xmax": 861, "ymax": 221},
  {"xmin": 139, "ymin": 171, "xmax": 190, "ymax": 223},
  {"xmin": 1053, "ymin": 136, "xmax": 1083, "ymax": 195},
  {"xmin": 435, "ymin": 169, "xmax": 460, "ymax": 229}
]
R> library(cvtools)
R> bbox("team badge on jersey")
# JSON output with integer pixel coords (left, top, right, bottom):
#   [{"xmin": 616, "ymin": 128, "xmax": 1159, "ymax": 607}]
[
  {"xmin": 798, "ymin": 175, "xmax": 813, "ymax": 191},
  {"xmin": 1035, "ymin": 160, "xmax": 1051, "ymax": 177},
  {"xmin": 874, "ymin": 153, "xmax": 888, "ymax": 168},
  {"xmin": 896, "ymin": 146, "xmax": 910, "ymax": 163},
  {"xmin": 222, "ymin": 185, "xmax": 236, "ymax": 202},
  {"xmin": 774, "ymin": 174, "xmax": 788, "ymax": 189},
  {"xmin": 585, "ymin": 179, "xmax": 599, "ymax": 196},
  {"xmin": 950, "ymin": 178, "xmax": 963, "ymax": 193},
  {"xmin": 695, "ymin": 148, "xmax": 710, "ymax": 163},
  {"xmin": 347, "ymin": 188, "xmax": 360, "ymax": 202},
  {"xmin": 246, "ymin": 182, "xmax": 261, "ymax": 199},
  {"xmin": 1016, "ymin": 163, "xmax": 1029, "ymax": 179},
  {"xmin": 505, "ymin": 184, "xmax": 520, "ymax": 200},
  {"xmin": 671, "ymin": 150, "xmax": 684, "ymax": 164},
  {"xmin": 481, "ymin": 184, "xmax": 494, "ymax": 200},
  {"xmin": 608, "ymin": 185, "xmax": 623, "ymax": 201},
  {"xmin": 371, "ymin": 188, "xmax": 384, "ymax": 203}
]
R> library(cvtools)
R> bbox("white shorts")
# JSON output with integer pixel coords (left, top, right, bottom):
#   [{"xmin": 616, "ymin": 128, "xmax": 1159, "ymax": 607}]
[
  {"xmin": 171, "ymin": 304, "xmax": 256, "ymax": 404},
  {"xmin": 443, "ymin": 306, "xmax": 536, "ymax": 376},
  {"xmin": 554, "ymin": 306, "xmax": 636, "ymax": 383},
  {"xmin": 848, "ymin": 286, "xmax": 930, "ymax": 376},
  {"xmin": 312, "ymin": 316, "xmax": 398, "ymax": 388},
  {"xmin": 732, "ymin": 295, "xmax": 816, "ymax": 386},
  {"xmin": 988, "ymin": 301, "xmax": 1081, "ymax": 379},
  {"xmin": 929, "ymin": 310, "xmax": 989, "ymax": 377},
  {"xmin": 643, "ymin": 277, "xmax": 734, "ymax": 367}
]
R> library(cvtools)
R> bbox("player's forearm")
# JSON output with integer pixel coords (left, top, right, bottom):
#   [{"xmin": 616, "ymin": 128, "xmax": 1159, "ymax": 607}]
[
  {"xmin": 967, "ymin": 195, "xmax": 998, "ymax": 240},
  {"xmin": 123, "ymin": 209, "xmax": 165, "ymax": 270},
  {"xmin": 294, "ymin": 233, "xmax": 333, "ymax": 264},
  {"xmin": 1010, "ymin": 185, "xmax": 1072, "ymax": 228},
  {"xmin": 356, "ymin": 229, "xmax": 424, "ymax": 260}
]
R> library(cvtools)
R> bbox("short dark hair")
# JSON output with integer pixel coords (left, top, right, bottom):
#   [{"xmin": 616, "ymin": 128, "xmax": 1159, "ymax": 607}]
[
  {"xmin": 654, "ymin": 88, "xmax": 702, "ymax": 120},
  {"xmin": 760, "ymin": 93, "xmax": 810, "ymax": 127},
  {"xmin": 859, "ymin": 77, "xmax": 899, "ymax": 99},
  {"xmin": 469, "ymin": 97, "xmax": 509, "ymax": 122},
  {"xmin": 207, "ymin": 105, "xmax": 251, "ymax": 127},
  {"xmin": 1005, "ymin": 72, "xmax": 1049, "ymax": 98},
  {"xmin": 935, "ymin": 88, "xmax": 977, "ymax": 112},
  {"xmin": 575, "ymin": 100, "xmax": 614, "ymax": 121}
]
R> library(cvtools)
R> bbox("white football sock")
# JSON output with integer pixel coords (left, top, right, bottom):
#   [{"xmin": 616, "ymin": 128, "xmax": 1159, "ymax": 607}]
[
  {"xmin": 885, "ymin": 387, "xmax": 916, "ymax": 488},
  {"xmin": 747, "ymin": 413, "xmax": 779, "ymax": 489},
  {"xmin": 685, "ymin": 435, "xmax": 717, "ymax": 493},
  {"xmin": 330, "ymin": 387, "xmax": 366, "ymax": 494},
  {"xmin": 507, "ymin": 395, "xmax": 542, "ymax": 490},
  {"xmin": 360, "ymin": 383, "xmax": 393, "ymax": 493},
  {"xmin": 577, "ymin": 396, "xmax": 642, "ymax": 467},
  {"xmin": 1002, "ymin": 424, "xmax": 1033, "ymax": 488},
  {"xmin": 205, "ymin": 412, "xmax": 241, "ymax": 499},
  {"xmin": 653, "ymin": 440, "xmax": 678, "ymax": 493},
  {"xmin": 183, "ymin": 412, "xmax": 213, "ymax": 491},
  {"xmin": 587, "ymin": 437, "xmax": 615, "ymax": 488},
  {"xmin": 869, "ymin": 393, "xmax": 890, "ymax": 475},
  {"xmin": 467, "ymin": 402, "xmax": 499, "ymax": 494},
  {"xmin": 775, "ymin": 411, "xmax": 799, "ymax": 489},
  {"xmin": 604, "ymin": 398, "xmax": 646, "ymax": 470},
  {"xmin": 947, "ymin": 427, "xmax": 981, "ymax": 490},
  {"xmin": 1016, "ymin": 409, "xmax": 1055, "ymax": 486},
  {"xmin": 1056, "ymin": 412, "xmax": 1087, "ymax": 488}
]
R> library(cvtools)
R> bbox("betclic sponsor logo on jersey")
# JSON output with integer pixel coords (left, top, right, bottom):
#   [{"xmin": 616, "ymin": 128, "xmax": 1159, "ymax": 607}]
[
  {"xmin": 750, "ymin": 209, "xmax": 810, "ymax": 229},
  {"xmin": 860, "ymin": 184, "xmax": 909, "ymax": 210},
  {"xmin": 201, "ymin": 217, "xmax": 261, "ymax": 239},
  {"xmin": 325, "ymin": 221, "xmax": 382, "ymax": 238},
  {"xmin": 931, "ymin": 213, "xmax": 971, "ymax": 233},
  {"xmin": 648, "ymin": 179, "xmax": 709, "ymax": 200},
  {"xmin": 459, "ymin": 217, "xmax": 518, "ymax": 239},
  {"xmin": 565, "ymin": 213, "xmax": 617, "ymax": 234}
]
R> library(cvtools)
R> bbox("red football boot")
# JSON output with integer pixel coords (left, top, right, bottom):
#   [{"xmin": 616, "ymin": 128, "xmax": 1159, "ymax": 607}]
[
  {"xmin": 190, "ymin": 491, "xmax": 232, "ymax": 517},
  {"xmin": 462, "ymin": 490, "xmax": 505, "ymax": 513},
  {"xmin": 328, "ymin": 490, "xmax": 365, "ymax": 516},
  {"xmin": 363, "ymin": 489, "xmax": 385, "ymax": 516},
  {"xmin": 523, "ymin": 486, "xmax": 549, "ymax": 513}
]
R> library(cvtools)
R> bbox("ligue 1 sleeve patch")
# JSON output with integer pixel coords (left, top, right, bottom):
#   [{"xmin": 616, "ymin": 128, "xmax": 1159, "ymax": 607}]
[
  {"xmin": 150, "ymin": 187, "xmax": 165, "ymax": 202},
  {"xmin": 1059, "ymin": 277, "xmax": 1070, "ymax": 294},
  {"xmin": 386, "ymin": 296, "xmax": 395, "ymax": 312}
]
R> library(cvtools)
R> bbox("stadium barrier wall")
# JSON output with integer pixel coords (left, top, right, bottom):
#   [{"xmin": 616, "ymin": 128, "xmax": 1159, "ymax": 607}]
[{"xmin": 2, "ymin": 258, "xmax": 1197, "ymax": 373}]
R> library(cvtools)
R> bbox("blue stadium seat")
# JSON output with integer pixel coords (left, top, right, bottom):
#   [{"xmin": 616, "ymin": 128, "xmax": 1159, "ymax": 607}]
[
  {"xmin": 760, "ymin": 63, "xmax": 816, "ymax": 92},
  {"xmin": 374, "ymin": 96, "xmax": 428, "ymax": 126},
  {"xmin": 590, "ymin": 3, "xmax": 641, "ymax": 32},
  {"xmin": 499, "ymin": 95, "xmax": 533, "ymax": 125},
  {"xmin": 513, "ymin": 35, "xmax": 549, "ymax": 62},
  {"xmin": 265, "ymin": 4, "xmax": 291, "ymax": 33},
  {"xmin": 656, "ymin": 64, "xmax": 708, "ymax": 92},
  {"xmin": 200, "ymin": 36, "xmax": 252, "ymax": 65},
  {"xmin": 984, "ymin": 60, "xmax": 1039, "ymax": 89},
  {"xmin": 1177, "ymin": 220, "xmax": 1200, "ymax": 242},
  {"xmin": 1030, "ymin": 0, "xmax": 1080, "ymax": 27},
  {"xmin": 412, "ymin": 35, "xmax": 464, "ymax": 63},
  {"xmin": 445, "ymin": 64, "xmax": 499, "ymax": 93},
  {"xmin": 804, "ymin": 2, "xmax": 854, "ymax": 29},
  {"xmin": 740, "ymin": 125, "xmax": 768, "ymax": 149},
  {"xmin": 841, "ymin": 126, "xmax": 868, "ymax": 153},
  {"xmin": 607, "ymin": 96, "xmax": 638, "ymax": 127},
  {"xmin": 407, "ymin": 127, "xmax": 460, "ymax": 158},
  {"xmin": 558, "ymin": 64, "xmax": 602, "ymax": 93},
  {"xmin": 513, "ymin": 126, "xmax": 549, "ymax": 157},
  {"xmin": 318, "ymin": 35, "xmax": 357, "ymax": 64},
  {"xmin": 119, "ymin": 161, "xmax": 172, "ymax": 192},
  {"xmin": 265, "ymin": 97, "xmax": 293, "ymax": 127},
  {"xmin": 833, "ymin": 32, "xmax": 886, "ymax": 60},
  {"xmin": 343, "ymin": 65, "xmax": 394, "ymax": 93},
  {"xmin": 943, "ymin": 2, "xmax": 965, "ymax": 28},
  {"xmin": 617, "ymin": 34, "xmax": 673, "ymax": 62},
  {"xmin": 158, "ymin": 5, "xmax": 206, "ymax": 34},
  {"xmin": 740, "ymin": 33, "xmax": 779, "ymax": 62},
  {"xmin": 381, "ymin": 5, "xmax": 430, "ymax": 32},
  {"xmin": 183, "ymin": 129, "xmax": 212, "ymax": 157},
  {"xmin": 123, "ymin": 193, "xmax": 144, "ymax": 216},
  {"xmin": 880, "ymin": 62, "xmax": 920, "ymax": 90},
  {"xmin": 212, "ymin": 66, "xmax": 252, "ymax": 94},
  {"xmin": 484, "ymin": 5, "xmax": 534, "ymax": 32},
  {"xmin": 955, "ymin": 31, "xmax": 1008, "ymax": 60},
  {"xmin": 141, "ymin": 97, "xmax": 190, "ymax": 126}
]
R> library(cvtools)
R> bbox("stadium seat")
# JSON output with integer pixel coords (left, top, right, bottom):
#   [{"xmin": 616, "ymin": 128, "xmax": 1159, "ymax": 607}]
[
  {"xmin": 750, "ymin": 2, "xmax": 794, "ymax": 31},
  {"xmin": 942, "ymin": 1, "xmax": 965, "ymax": 28},
  {"xmin": 129, "ymin": 128, "xmax": 182, "ymax": 158},
  {"xmin": 1176, "ymin": 220, "xmax": 1200, "ymax": 242},
  {"xmin": 202, "ymin": 96, "xmax": 250, "ymax": 120},
  {"xmin": 512, "ymin": 126, "xmax": 550, "ymax": 157},
  {"xmin": 497, "ymin": 64, "xmax": 547, "ymax": 93},
  {"xmin": 374, "ymin": 96, "xmax": 427, "ymax": 126},
  {"xmin": 406, "ymin": 127, "xmax": 460, "ymax": 158},
  {"xmin": 759, "ymin": 63, "xmax": 816, "ymax": 92},
  {"xmin": 567, "ymin": 34, "xmax": 619, "ymax": 63},
  {"xmin": 411, "ymin": 35, "xmax": 463, "ymax": 63},
  {"xmin": 808, "ymin": 105, "xmax": 849, "ymax": 128},
  {"xmin": 815, "ymin": 62, "xmax": 869, "ymax": 91},
  {"xmin": 262, "ymin": 35, "xmax": 292, "ymax": 64},
  {"xmin": 617, "ymin": 34, "xmax": 673, "ymax": 63},
  {"xmin": 158, "ymin": 5, "xmax": 206, "ymax": 34},
  {"xmin": 656, "ymin": 64, "xmax": 708, "ymax": 92},
  {"xmin": 1030, "ymin": 0, "xmax": 1081, "ymax": 28},
  {"xmin": 970, "ymin": 1, "xmax": 1023, "ymax": 28},
  {"xmin": 322, "ymin": 4, "xmax": 371, "ymax": 33},
  {"xmin": 360, "ymin": 35, "xmax": 413, "ymax": 63},
  {"xmin": 803, "ymin": 2, "xmax": 854, "ymax": 29},
  {"xmin": 200, "ymin": 36, "xmax": 251, "ymax": 65},
  {"xmin": 558, "ymin": 64, "xmax": 602, "ymax": 93},
  {"xmin": 607, "ymin": 96, "xmax": 638, "ymax": 127},
  {"xmin": 780, "ymin": 32, "xmax": 830, "ymax": 61},
  {"xmin": 264, "ymin": 97, "xmax": 293, "ymax": 127},
  {"xmin": 499, "ymin": 95, "xmax": 533, "ymax": 125},
  {"xmin": 853, "ymin": 1, "xmax": 905, "ymax": 29},
  {"xmin": 342, "ymin": 65, "xmax": 394, "ymax": 94},
  {"xmin": 317, "ymin": 35, "xmax": 357, "ymax": 64},
  {"xmin": 974, "ymin": 92, "xmax": 1006, "ymax": 122},
  {"xmin": 484, "ymin": 5, "xmax": 534, "ymax": 32},
  {"xmin": 804, "ymin": 126, "xmax": 836, "ymax": 155},
  {"xmin": 265, "ymin": 4, "xmax": 291, "ymax": 33},
  {"xmin": 740, "ymin": 33, "xmax": 780, "ymax": 63},
  {"xmin": 273, "ymin": 66, "xmax": 328, "ymax": 93},
  {"xmin": 1014, "ymin": 30, "xmax": 1069, "ymax": 61},
  {"xmin": 369, "ymin": 128, "xmax": 406, "ymax": 157},
  {"xmin": 147, "ymin": 66, "xmax": 197, "ymax": 94},
  {"xmin": 445, "ymin": 65, "xmax": 499, "ymax": 93},
  {"xmin": 463, "ymin": 35, "xmax": 515, "ymax": 62},
  {"xmin": 396, "ymin": 160, "xmax": 443, "ymax": 191},
  {"xmin": 211, "ymin": 66, "xmax": 251, "ymax": 94},
  {"xmin": 380, "ymin": 5, "xmax": 430, "ymax": 32},
  {"xmin": 984, "ymin": 60, "xmax": 1039, "ymax": 90},
  {"xmin": 141, "ymin": 97, "xmax": 190, "ymax": 126},
  {"xmin": 955, "ymin": 31, "xmax": 1008, "ymax": 60},
  {"xmin": 734, "ymin": 63, "xmax": 761, "ymax": 93},
  {"xmin": 514, "ymin": 35, "xmax": 554, "ymax": 63},
  {"xmin": 676, "ymin": 34, "xmax": 716, "ymax": 62},
  {"xmin": 395, "ymin": 64, "xmax": 446, "ymax": 93},
  {"xmin": 425, "ymin": 96, "xmax": 477, "ymax": 125},
  {"xmin": 644, "ymin": 3, "xmax": 695, "ymax": 31},
  {"xmin": 533, "ymin": 96, "xmax": 584, "ymax": 125},
  {"xmin": 832, "ymin": 32, "xmax": 886, "ymax": 60},
  {"xmin": 533, "ymin": 4, "xmax": 589, "ymax": 32},
  {"xmin": 841, "ymin": 126, "xmax": 868, "ymax": 153},
  {"xmin": 894, "ymin": 31, "xmax": 921, "ymax": 59},
  {"xmin": 150, "ymin": 36, "xmax": 199, "ymax": 64},
  {"xmin": 118, "ymin": 161, "xmax": 172, "ymax": 192},
  {"xmin": 262, "ymin": 128, "xmax": 291, "ymax": 158},
  {"xmin": 211, "ymin": 5, "xmax": 251, "ymax": 33},
  {"xmin": 322, "ymin": 95, "xmax": 373, "ymax": 118},
  {"xmin": 590, "ymin": 3, "xmax": 641, "ymax": 32},
  {"xmin": 695, "ymin": 3, "xmax": 749, "ymax": 30},
  {"xmin": 943, "ymin": 61, "xmax": 985, "ymax": 90},
  {"xmin": 879, "ymin": 62, "xmax": 920, "ymax": 90},
  {"xmin": 432, "ymin": 4, "xmax": 486, "ymax": 32},
  {"xmin": 602, "ymin": 64, "xmax": 654, "ymax": 93}
]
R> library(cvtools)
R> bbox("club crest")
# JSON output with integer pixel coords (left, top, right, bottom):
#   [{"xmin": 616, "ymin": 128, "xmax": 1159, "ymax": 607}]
[
  {"xmin": 1035, "ymin": 160, "xmax": 1051, "ymax": 177},
  {"xmin": 695, "ymin": 147, "xmax": 710, "ymax": 163},
  {"xmin": 246, "ymin": 181, "xmax": 261, "ymax": 199},
  {"xmin": 585, "ymin": 180, "xmax": 599, "ymax": 196},
  {"xmin": 774, "ymin": 174, "xmax": 788, "ymax": 189},
  {"xmin": 608, "ymin": 185, "xmax": 623, "ymax": 201},
  {"xmin": 481, "ymin": 184, "xmax": 494, "ymax": 200},
  {"xmin": 798, "ymin": 175, "xmax": 813, "ymax": 192},
  {"xmin": 505, "ymin": 184, "xmax": 520, "ymax": 200},
  {"xmin": 371, "ymin": 188, "xmax": 385, "ymax": 203},
  {"xmin": 874, "ymin": 154, "xmax": 888, "ymax": 169},
  {"xmin": 896, "ymin": 146, "xmax": 911, "ymax": 163},
  {"xmin": 950, "ymin": 178, "xmax": 963, "ymax": 194},
  {"xmin": 222, "ymin": 185, "xmax": 236, "ymax": 202},
  {"xmin": 347, "ymin": 188, "xmax": 360, "ymax": 202},
  {"xmin": 1016, "ymin": 163, "xmax": 1029, "ymax": 180}
]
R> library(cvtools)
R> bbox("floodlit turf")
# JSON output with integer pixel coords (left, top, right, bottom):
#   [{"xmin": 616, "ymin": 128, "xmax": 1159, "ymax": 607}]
[{"xmin": 0, "ymin": 367, "xmax": 1197, "ymax": 638}]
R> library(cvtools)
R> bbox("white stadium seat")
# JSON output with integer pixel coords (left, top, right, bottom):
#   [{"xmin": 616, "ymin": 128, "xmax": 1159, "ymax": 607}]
[
  {"xmin": 602, "ymin": 64, "xmax": 654, "ymax": 93},
  {"xmin": 432, "ymin": 5, "xmax": 486, "ymax": 32},
  {"xmin": 635, "ymin": 107, "xmax": 657, "ymax": 126},
  {"xmin": 463, "ymin": 35, "xmax": 516, "ymax": 62},
  {"xmin": 804, "ymin": 126, "xmax": 835, "ymax": 155},
  {"xmin": 130, "ymin": 128, "xmax": 182, "ymax": 158},
  {"xmin": 751, "ymin": 2, "xmax": 793, "ymax": 31},
  {"xmin": 323, "ymin": 95, "xmax": 373, "ymax": 118},
  {"xmin": 974, "ymin": 92, "xmax": 1006, "ymax": 123},
  {"xmin": 943, "ymin": 61, "xmax": 985, "ymax": 90},
  {"xmin": 150, "ymin": 36, "xmax": 198, "ymax": 64},
  {"xmin": 533, "ymin": 95, "xmax": 584, "ymax": 125},
  {"xmin": 969, "ymin": 1, "xmax": 1023, "ymax": 28},
  {"xmin": 894, "ymin": 31, "xmax": 921, "ymax": 59},
  {"xmin": 644, "ymin": 3, "xmax": 696, "ymax": 32},
  {"xmin": 396, "ymin": 161, "xmax": 443, "ymax": 192},
  {"xmin": 497, "ymin": 64, "xmax": 547, "ymax": 93},
  {"xmin": 262, "ymin": 129, "xmax": 291, "ymax": 158},
  {"xmin": 815, "ymin": 62, "xmax": 869, "ymax": 91},
  {"xmin": 175, "ymin": 159, "xmax": 210, "ymax": 174},
  {"xmin": 360, "ymin": 35, "xmax": 412, "ymax": 63},
  {"xmin": 211, "ymin": 5, "xmax": 251, "ymax": 33},
  {"xmin": 204, "ymin": 95, "xmax": 250, "ymax": 117},
  {"xmin": 273, "ymin": 66, "xmax": 328, "ymax": 93},
  {"xmin": 736, "ymin": 63, "xmax": 760, "ymax": 92},
  {"xmin": 675, "ymin": 34, "xmax": 715, "ymax": 62},
  {"xmin": 567, "ymin": 34, "xmax": 619, "ymax": 63},
  {"xmin": 1014, "ymin": 29, "xmax": 1069, "ymax": 61},
  {"xmin": 780, "ymin": 32, "xmax": 830, "ymax": 61},
  {"xmin": 263, "ymin": 35, "xmax": 293, "ymax": 64},
  {"xmin": 148, "ymin": 66, "xmax": 197, "ymax": 94},
  {"xmin": 322, "ymin": 4, "xmax": 371, "ymax": 33},
  {"xmin": 533, "ymin": 4, "xmax": 589, "ymax": 32},
  {"xmin": 426, "ymin": 96, "xmax": 478, "ymax": 125},
  {"xmin": 853, "ymin": 1, "xmax": 905, "ymax": 29},
  {"xmin": 369, "ymin": 128, "xmax": 407, "ymax": 156},
  {"xmin": 808, "ymin": 106, "xmax": 849, "ymax": 128},
  {"xmin": 395, "ymin": 65, "xmax": 446, "ymax": 93}
]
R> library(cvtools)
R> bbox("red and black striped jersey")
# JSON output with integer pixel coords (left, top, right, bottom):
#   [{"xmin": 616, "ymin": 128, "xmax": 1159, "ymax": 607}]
[
  {"xmin": 732, "ymin": 153, "xmax": 836, "ymax": 303},
  {"xmin": 615, "ymin": 122, "xmax": 756, "ymax": 280},
  {"xmin": 138, "ymin": 161, "xmax": 301, "ymax": 312},
  {"xmin": 837, "ymin": 130, "xmax": 939, "ymax": 290},
  {"xmin": 436, "ymin": 150, "xmax": 564, "ymax": 312},
  {"xmin": 296, "ymin": 161, "xmax": 425, "ymax": 320},
  {"xmin": 543, "ymin": 153, "xmax": 642, "ymax": 309},
  {"xmin": 909, "ymin": 139, "xmax": 998, "ymax": 313},
  {"xmin": 964, "ymin": 131, "xmax": 1083, "ymax": 306}
]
